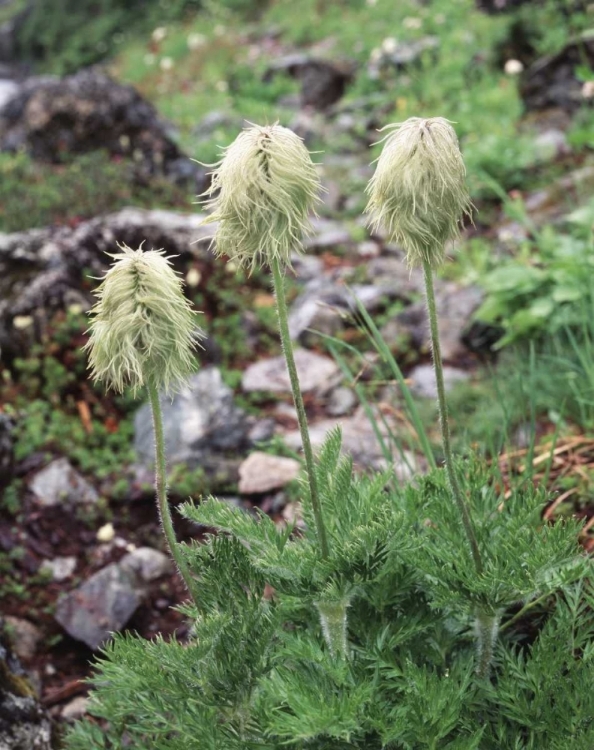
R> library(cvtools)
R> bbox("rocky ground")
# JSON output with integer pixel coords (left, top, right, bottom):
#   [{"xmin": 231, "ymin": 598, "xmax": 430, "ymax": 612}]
[{"xmin": 1, "ymin": 0, "xmax": 594, "ymax": 746}]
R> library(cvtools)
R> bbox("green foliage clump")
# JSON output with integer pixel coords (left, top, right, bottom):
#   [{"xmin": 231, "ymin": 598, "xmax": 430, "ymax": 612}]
[
  {"xmin": 14, "ymin": 0, "xmax": 268, "ymax": 74},
  {"xmin": 3, "ymin": 310, "xmax": 136, "ymax": 479},
  {"xmin": 0, "ymin": 151, "xmax": 188, "ymax": 232},
  {"xmin": 65, "ymin": 432, "xmax": 592, "ymax": 749},
  {"xmin": 12, "ymin": 399, "xmax": 134, "ymax": 479},
  {"xmin": 475, "ymin": 202, "xmax": 594, "ymax": 347},
  {"xmin": 15, "ymin": 0, "xmax": 188, "ymax": 74},
  {"xmin": 168, "ymin": 464, "xmax": 207, "ymax": 499}
]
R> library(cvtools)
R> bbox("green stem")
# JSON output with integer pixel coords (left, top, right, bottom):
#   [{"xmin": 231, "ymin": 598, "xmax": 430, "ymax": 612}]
[
  {"xmin": 499, "ymin": 592, "xmax": 551, "ymax": 634},
  {"xmin": 422, "ymin": 260, "xmax": 483, "ymax": 575},
  {"xmin": 148, "ymin": 382, "xmax": 199, "ymax": 603},
  {"xmin": 271, "ymin": 256, "xmax": 330, "ymax": 559}
]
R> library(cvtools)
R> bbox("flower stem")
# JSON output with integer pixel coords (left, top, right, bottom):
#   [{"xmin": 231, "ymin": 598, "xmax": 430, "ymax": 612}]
[
  {"xmin": 422, "ymin": 260, "xmax": 483, "ymax": 575},
  {"xmin": 148, "ymin": 382, "xmax": 199, "ymax": 603},
  {"xmin": 316, "ymin": 599, "xmax": 350, "ymax": 659},
  {"xmin": 271, "ymin": 256, "xmax": 330, "ymax": 559}
]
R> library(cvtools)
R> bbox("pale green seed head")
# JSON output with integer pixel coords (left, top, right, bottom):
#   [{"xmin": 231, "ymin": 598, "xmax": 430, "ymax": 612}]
[
  {"xmin": 85, "ymin": 244, "xmax": 202, "ymax": 396},
  {"xmin": 201, "ymin": 123, "xmax": 321, "ymax": 272},
  {"xmin": 365, "ymin": 117, "xmax": 472, "ymax": 268}
]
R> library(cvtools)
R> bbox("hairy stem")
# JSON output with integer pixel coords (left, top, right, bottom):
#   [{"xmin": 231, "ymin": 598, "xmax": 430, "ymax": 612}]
[
  {"xmin": 475, "ymin": 611, "xmax": 500, "ymax": 678},
  {"xmin": 316, "ymin": 599, "xmax": 350, "ymax": 659},
  {"xmin": 422, "ymin": 260, "xmax": 483, "ymax": 575},
  {"xmin": 148, "ymin": 382, "xmax": 199, "ymax": 603},
  {"xmin": 271, "ymin": 256, "xmax": 330, "ymax": 559}
]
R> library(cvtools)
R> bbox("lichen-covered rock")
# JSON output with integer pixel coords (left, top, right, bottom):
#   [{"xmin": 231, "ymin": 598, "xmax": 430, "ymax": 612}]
[
  {"xmin": 0, "ymin": 632, "xmax": 53, "ymax": 750},
  {"xmin": 0, "ymin": 68, "xmax": 202, "ymax": 188}
]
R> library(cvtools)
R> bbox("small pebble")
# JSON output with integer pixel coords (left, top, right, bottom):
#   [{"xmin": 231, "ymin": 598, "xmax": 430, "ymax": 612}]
[{"xmin": 96, "ymin": 523, "xmax": 115, "ymax": 543}]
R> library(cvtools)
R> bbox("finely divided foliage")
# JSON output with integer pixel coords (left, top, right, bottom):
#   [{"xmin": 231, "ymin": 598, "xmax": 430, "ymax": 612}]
[
  {"xmin": 66, "ymin": 439, "xmax": 594, "ymax": 748},
  {"xmin": 366, "ymin": 118, "xmax": 472, "ymax": 268},
  {"xmin": 202, "ymin": 123, "xmax": 321, "ymax": 271},
  {"xmin": 85, "ymin": 244, "xmax": 201, "ymax": 395}
]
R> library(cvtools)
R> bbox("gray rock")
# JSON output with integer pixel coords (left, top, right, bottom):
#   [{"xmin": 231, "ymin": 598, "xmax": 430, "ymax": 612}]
[
  {"xmin": 382, "ymin": 282, "xmax": 483, "ymax": 361},
  {"xmin": 119, "ymin": 547, "xmax": 172, "ymax": 583},
  {"xmin": 39, "ymin": 556, "xmax": 77, "ymax": 582},
  {"xmin": 0, "ymin": 79, "xmax": 18, "ymax": 109},
  {"xmin": 357, "ymin": 240, "xmax": 381, "ymax": 259},
  {"xmin": 283, "ymin": 407, "xmax": 418, "ymax": 478},
  {"xmin": 134, "ymin": 367, "xmax": 249, "ymax": 481},
  {"xmin": 272, "ymin": 401, "xmax": 298, "ymax": 425},
  {"xmin": 247, "ymin": 417, "xmax": 276, "ymax": 445},
  {"xmin": 0, "ymin": 634, "xmax": 53, "ymax": 750},
  {"xmin": 533, "ymin": 128, "xmax": 570, "ymax": 162},
  {"xmin": 238, "ymin": 451, "xmax": 301, "ymax": 494},
  {"xmin": 348, "ymin": 284, "xmax": 385, "ymax": 312},
  {"xmin": 304, "ymin": 219, "xmax": 353, "ymax": 252},
  {"xmin": 325, "ymin": 386, "xmax": 357, "ymax": 417},
  {"xmin": 29, "ymin": 458, "xmax": 99, "ymax": 507},
  {"xmin": 495, "ymin": 221, "xmax": 530, "ymax": 249},
  {"xmin": 385, "ymin": 36, "xmax": 439, "ymax": 68},
  {"xmin": 55, "ymin": 562, "xmax": 143, "ymax": 650},
  {"xmin": 290, "ymin": 253, "xmax": 324, "ymax": 282},
  {"xmin": 3, "ymin": 618, "xmax": 42, "ymax": 662},
  {"xmin": 288, "ymin": 279, "xmax": 350, "ymax": 342},
  {"xmin": 342, "ymin": 257, "xmax": 423, "ymax": 315},
  {"xmin": 263, "ymin": 54, "xmax": 354, "ymax": 110},
  {"xmin": 320, "ymin": 176, "xmax": 343, "ymax": 213},
  {"xmin": 60, "ymin": 696, "xmax": 89, "ymax": 722},
  {"xmin": 408, "ymin": 364, "xmax": 470, "ymax": 399},
  {"xmin": 365, "ymin": 256, "xmax": 424, "ymax": 298},
  {"xmin": 368, "ymin": 36, "xmax": 439, "ymax": 78},
  {"xmin": 193, "ymin": 110, "xmax": 241, "ymax": 138},
  {"xmin": 434, "ymin": 284, "xmax": 485, "ymax": 361},
  {"xmin": 242, "ymin": 350, "xmax": 340, "ymax": 395}
]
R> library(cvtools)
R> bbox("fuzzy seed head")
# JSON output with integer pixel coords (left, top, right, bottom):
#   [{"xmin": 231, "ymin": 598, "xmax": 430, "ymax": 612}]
[
  {"xmin": 85, "ymin": 244, "xmax": 202, "ymax": 396},
  {"xmin": 202, "ymin": 123, "xmax": 321, "ymax": 271},
  {"xmin": 366, "ymin": 117, "xmax": 472, "ymax": 267}
]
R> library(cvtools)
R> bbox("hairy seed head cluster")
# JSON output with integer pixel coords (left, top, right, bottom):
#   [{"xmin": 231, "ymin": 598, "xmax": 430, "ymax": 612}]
[
  {"xmin": 86, "ymin": 244, "xmax": 201, "ymax": 395},
  {"xmin": 366, "ymin": 117, "xmax": 471, "ymax": 267},
  {"xmin": 202, "ymin": 123, "xmax": 321, "ymax": 271}
]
